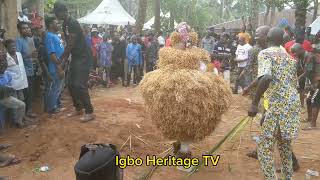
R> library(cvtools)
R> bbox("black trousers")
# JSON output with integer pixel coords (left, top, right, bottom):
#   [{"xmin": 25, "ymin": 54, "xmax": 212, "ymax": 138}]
[
  {"xmin": 234, "ymin": 67, "xmax": 246, "ymax": 93},
  {"xmin": 111, "ymin": 57, "xmax": 125, "ymax": 83},
  {"xmin": 23, "ymin": 76, "xmax": 34, "ymax": 113},
  {"xmin": 68, "ymin": 61, "xmax": 93, "ymax": 114},
  {"xmin": 146, "ymin": 61, "xmax": 155, "ymax": 73},
  {"xmin": 127, "ymin": 65, "xmax": 139, "ymax": 85}
]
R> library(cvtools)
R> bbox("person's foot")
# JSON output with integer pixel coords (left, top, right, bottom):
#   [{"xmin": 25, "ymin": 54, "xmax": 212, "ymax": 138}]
[
  {"xmin": 80, "ymin": 114, "xmax": 95, "ymax": 123},
  {"xmin": 48, "ymin": 109, "xmax": 60, "ymax": 118},
  {"xmin": 0, "ymin": 144, "xmax": 11, "ymax": 151},
  {"xmin": 15, "ymin": 122, "xmax": 26, "ymax": 129},
  {"xmin": 301, "ymin": 118, "xmax": 310, "ymax": 123},
  {"xmin": 49, "ymin": 108, "xmax": 61, "ymax": 114},
  {"xmin": 233, "ymin": 89, "xmax": 238, "ymax": 94},
  {"xmin": 172, "ymin": 141, "xmax": 181, "ymax": 155},
  {"xmin": 302, "ymin": 123, "xmax": 318, "ymax": 130},
  {"xmin": 67, "ymin": 110, "xmax": 83, "ymax": 118},
  {"xmin": 0, "ymin": 153, "xmax": 21, "ymax": 167},
  {"xmin": 293, "ymin": 161, "xmax": 300, "ymax": 172},
  {"xmin": 26, "ymin": 112, "xmax": 38, "ymax": 118},
  {"xmin": 24, "ymin": 115, "xmax": 33, "ymax": 121},
  {"xmin": 246, "ymin": 150, "xmax": 258, "ymax": 159}
]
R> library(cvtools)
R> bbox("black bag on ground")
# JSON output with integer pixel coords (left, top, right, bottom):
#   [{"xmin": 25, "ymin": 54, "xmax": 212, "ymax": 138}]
[{"xmin": 74, "ymin": 144, "xmax": 123, "ymax": 180}]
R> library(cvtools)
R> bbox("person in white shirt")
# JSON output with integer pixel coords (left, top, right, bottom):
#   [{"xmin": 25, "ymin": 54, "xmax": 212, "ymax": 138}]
[
  {"xmin": 157, "ymin": 31, "xmax": 165, "ymax": 48},
  {"xmin": 4, "ymin": 39, "xmax": 28, "ymax": 99},
  {"xmin": 17, "ymin": 11, "xmax": 31, "ymax": 23},
  {"xmin": 234, "ymin": 36, "xmax": 252, "ymax": 94},
  {"xmin": 4, "ymin": 39, "xmax": 29, "ymax": 127}
]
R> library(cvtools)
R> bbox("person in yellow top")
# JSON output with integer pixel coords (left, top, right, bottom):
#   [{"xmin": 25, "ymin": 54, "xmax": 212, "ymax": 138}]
[{"xmin": 238, "ymin": 26, "xmax": 251, "ymax": 44}]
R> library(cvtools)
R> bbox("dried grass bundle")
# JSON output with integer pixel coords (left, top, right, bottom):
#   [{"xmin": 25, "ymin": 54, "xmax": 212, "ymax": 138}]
[
  {"xmin": 139, "ymin": 69, "xmax": 232, "ymax": 142},
  {"xmin": 157, "ymin": 48, "xmax": 210, "ymax": 70},
  {"xmin": 187, "ymin": 47, "xmax": 211, "ymax": 63},
  {"xmin": 170, "ymin": 31, "xmax": 199, "ymax": 47},
  {"xmin": 170, "ymin": 32, "xmax": 182, "ymax": 47},
  {"xmin": 189, "ymin": 32, "xmax": 198, "ymax": 46}
]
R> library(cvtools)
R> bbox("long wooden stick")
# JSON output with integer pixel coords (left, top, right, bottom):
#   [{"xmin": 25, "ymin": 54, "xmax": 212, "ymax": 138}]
[
  {"xmin": 137, "ymin": 147, "xmax": 173, "ymax": 180},
  {"xmin": 188, "ymin": 116, "xmax": 251, "ymax": 176}
]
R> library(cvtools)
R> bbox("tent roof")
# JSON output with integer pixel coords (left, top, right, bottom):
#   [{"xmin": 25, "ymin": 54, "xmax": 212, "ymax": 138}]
[
  {"xmin": 309, "ymin": 16, "xmax": 320, "ymax": 35},
  {"xmin": 143, "ymin": 12, "xmax": 177, "ymax": 30},
  {"xmin": 143, "ymin": 12, "xmax": 164, "ymax": 30},
  {"xmin": 78, "ymin": 0, "xmax": 136, "ymax": 26}
]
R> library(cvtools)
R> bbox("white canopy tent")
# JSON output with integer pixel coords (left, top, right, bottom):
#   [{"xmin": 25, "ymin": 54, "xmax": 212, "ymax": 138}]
[
  {"xmin": 143, "ymin": 12, "xmax": 177, "ymax": 30},
  {"xmin": 310, "ymin": 16, "xmax": 320, "ymax": 35},
  {"xmin": 78, "ymin": 0, "xmax": 136, "ymax": 26}
]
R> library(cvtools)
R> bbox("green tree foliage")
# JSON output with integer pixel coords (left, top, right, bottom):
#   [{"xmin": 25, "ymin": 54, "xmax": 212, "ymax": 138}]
[
  {"xmin": 293, "ymin": 0, "xmax": 310, "ymax": 30},
  {"xmin": 136, "ymin": 0, "xmax": 148, "ymax": 34},
  {"xmin": 45, "ymin": 0, "xmax": 56, "ymax": 13}
]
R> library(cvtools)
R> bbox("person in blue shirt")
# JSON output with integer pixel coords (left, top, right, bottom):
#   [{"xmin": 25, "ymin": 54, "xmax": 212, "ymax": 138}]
[
  {"xmin": 15, "ymin": 21, "xmax": 37, "ymax": 118},
  {"xmin": 44, "ymin": 17, "xmax": 65, "ymax": 116},
  {"xmin": 97, "ymin": 34, "xmax": 113, "ymax": 88},
  {"xmin": 126, "ymin": 35, "xmax": 142, "ymax": 86},
  {"xmin": 0, "ymin": 52, "xmax": 26, "ymax": 128}
]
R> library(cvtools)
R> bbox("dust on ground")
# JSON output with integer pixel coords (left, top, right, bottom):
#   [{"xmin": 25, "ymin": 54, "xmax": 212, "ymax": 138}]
[{"xmin": 0, "ymin": 85, "xmax": 319, "ymax": 180}]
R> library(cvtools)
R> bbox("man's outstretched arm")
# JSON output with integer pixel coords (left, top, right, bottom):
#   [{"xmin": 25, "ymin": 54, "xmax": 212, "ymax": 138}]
[{"xmin": 248, "ymin": 75, "xmax": 272, "ymax": 117}]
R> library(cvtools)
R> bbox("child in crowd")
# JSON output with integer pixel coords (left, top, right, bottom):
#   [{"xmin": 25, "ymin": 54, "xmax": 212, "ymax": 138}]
[{"xmin": 97, "ymin": 34, "xmax": 113, "ymax": 88}]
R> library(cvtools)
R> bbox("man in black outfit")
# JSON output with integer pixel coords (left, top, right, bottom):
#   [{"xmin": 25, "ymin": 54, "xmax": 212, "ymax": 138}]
[
  {"xmin": 111, "ymin": 35, "xmax": 126, "ymax": 86},
  {"xmin": 53, "ymin": 2, "xmax": 94, "ymax": 122}
]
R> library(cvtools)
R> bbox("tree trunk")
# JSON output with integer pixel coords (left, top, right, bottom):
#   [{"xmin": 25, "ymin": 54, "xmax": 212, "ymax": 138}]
[
  {"xmin": 294, "ymin": 0, "xmax": 309, "ymax": 31},
  {"xmin": 222, "ymin": 0, "xmax": 226, "ymax": 19},
  {"xmin": 251, "ymin": 0, "xmax": 259, "ymax": 30},
  {"xmin": 154, "ymin": 0, "xmax": 161, "ymax": 34},
  {"xmin": 219, "ymin": 0, "xmax": 223, "ymax": 18},
  {"xmin": 264, "ymin": 5, "xmax": 270, "ymax": 25},
  {"xmin": 135, "ymin": 0, "xmax": 148, "ymax": 34},
  {"xmin": 169, "ymin": 10, "xmax": 175, "ymax": 31},
  {"xmin": 6, "ymin": 0, "xmax": 18, "ymax": 39},
  {"xmin": 269, "ymin": 4, "xmax": 276, "ymax": 26},
  {"xmin": 314, "ymin": 0, "xmax": 319, "ymax": 21},
  {"xmin": 128, "ymin": 0, "xmax": 132, "ymax": 15}
]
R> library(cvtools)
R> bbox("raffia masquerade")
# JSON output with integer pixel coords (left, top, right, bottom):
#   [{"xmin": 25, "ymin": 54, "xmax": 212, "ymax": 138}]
[{"xmin": 139, "ymin": 23, "xmax": 232, "ymax": 142}]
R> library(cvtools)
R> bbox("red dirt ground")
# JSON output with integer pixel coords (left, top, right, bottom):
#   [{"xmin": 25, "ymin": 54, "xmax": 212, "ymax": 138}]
[{"xmin": 0, "ymin": 85, "xmax": 319, "ymax": 180}]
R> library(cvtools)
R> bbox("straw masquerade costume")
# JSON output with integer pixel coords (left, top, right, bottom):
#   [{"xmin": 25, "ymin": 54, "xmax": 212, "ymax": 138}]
[{"xmin": 140, "ymin": 23, "xmax": 232, "ymax": 161}]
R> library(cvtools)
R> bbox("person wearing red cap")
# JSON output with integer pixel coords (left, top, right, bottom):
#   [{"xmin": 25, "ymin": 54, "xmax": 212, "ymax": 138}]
[{"xmin": 285, "ymin": 31, "xmax": 313, "ymax": 57}]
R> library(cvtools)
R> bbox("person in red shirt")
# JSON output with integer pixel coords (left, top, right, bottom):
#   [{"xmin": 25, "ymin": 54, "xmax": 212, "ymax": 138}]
[
  {"xmin": 165, "ymin": 35, "xmax": 171, "ymax": 47},
  {"xmin": 31, "ymin": 12, "xmax": 43, "ymax": 29},
  {"xmin": 90, "ymin": 28, "xmax": 103, "ymax": 69},
  {"xmin": 285, "ymin": 33, "xmax": 313, "ymax": 57}
]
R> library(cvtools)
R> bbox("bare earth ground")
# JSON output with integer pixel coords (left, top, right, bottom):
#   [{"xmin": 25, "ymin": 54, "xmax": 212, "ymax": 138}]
[{"xmin": 0, "ymin": 85, "xmax": 319, "ymax": 180}]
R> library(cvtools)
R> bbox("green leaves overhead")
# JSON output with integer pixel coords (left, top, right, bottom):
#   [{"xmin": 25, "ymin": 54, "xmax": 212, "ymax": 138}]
[{"xmin": 45, "ymin": 0, "xmax": 56, "ymax": 13}]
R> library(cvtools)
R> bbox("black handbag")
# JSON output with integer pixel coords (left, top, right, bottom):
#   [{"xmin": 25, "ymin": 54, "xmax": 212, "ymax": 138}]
[{"xmin": 74, "ymin": 143, "xmax": 123, "ymax": 180}]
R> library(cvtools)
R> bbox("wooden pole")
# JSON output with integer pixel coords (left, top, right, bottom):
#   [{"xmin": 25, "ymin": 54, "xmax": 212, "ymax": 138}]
[{"xmin": 6, "ymin": 0, "xmax": 19, "ymax": 39}]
